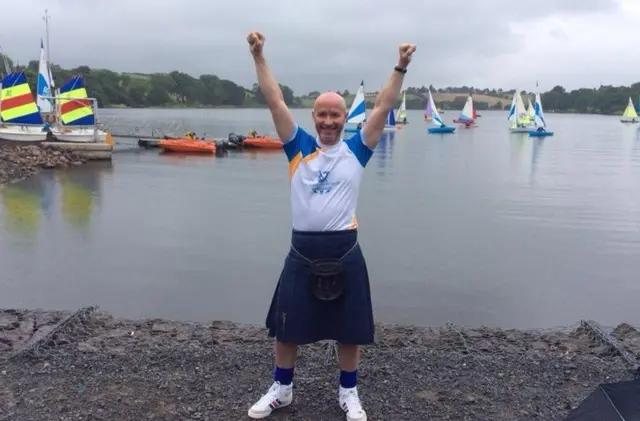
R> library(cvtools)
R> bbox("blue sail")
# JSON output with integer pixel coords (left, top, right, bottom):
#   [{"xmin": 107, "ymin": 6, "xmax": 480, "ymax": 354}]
[{"xmin": 386, "ymin": 108, "xmax": 396, "ymax": 126}]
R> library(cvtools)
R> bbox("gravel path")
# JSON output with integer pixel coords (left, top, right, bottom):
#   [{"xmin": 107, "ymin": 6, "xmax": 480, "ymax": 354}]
[{"xmin": 1, "ymin": 309, "xmax": 639, "ymax": 421}]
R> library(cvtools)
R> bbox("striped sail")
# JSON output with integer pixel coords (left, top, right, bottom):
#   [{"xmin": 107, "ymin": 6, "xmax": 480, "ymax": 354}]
[
  {"xmin": 58, "ymin": 75, "xmax": 94, "ymax": 126},
  {"xmin": 507, "ymin": 91, "xmax": 517, "ymax": 120},
  {"xmin": 0, "ymin": 71, "xmax": 44, "ymax": 125},
  {"xmin": 346, "ymin": 81, "xmax": 366, "ymax": 124},
  {"xmin": 533, "ymin": 92, "xmax": 546, "ymax": 128},
  {"xmin": 386, "ymin": 108, "xmax": 396, "ymax": 126}
]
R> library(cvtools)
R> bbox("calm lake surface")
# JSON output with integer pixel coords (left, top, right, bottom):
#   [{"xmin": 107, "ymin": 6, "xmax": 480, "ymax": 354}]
[{"xmin": 2, "ymin": 108, "xmax": 640, "ymax": 329}]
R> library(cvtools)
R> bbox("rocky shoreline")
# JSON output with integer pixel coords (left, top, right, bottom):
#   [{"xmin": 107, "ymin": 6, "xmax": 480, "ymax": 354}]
[
  {"xmin": 0, "ymin": 143, "xmax": 87, "ymax": 185},
  {"xmin": 1, "ymin": 308, "xmax": 638, "ymax": 420}
]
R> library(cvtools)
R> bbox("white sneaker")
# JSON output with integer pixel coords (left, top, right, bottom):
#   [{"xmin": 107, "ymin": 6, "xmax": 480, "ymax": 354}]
[
  {"xmin": 247, "ymin": 381, "xmax": 293, "ymax": 419},
  {"xmin": 339, "ymin": 386, "xmax": 367, "ymax": 421}
]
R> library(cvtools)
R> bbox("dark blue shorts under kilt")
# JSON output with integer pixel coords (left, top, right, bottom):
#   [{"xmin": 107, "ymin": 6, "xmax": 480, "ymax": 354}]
[{"xmin": 266, "ymin": 229, "xmax": 375, "ymax": 345}]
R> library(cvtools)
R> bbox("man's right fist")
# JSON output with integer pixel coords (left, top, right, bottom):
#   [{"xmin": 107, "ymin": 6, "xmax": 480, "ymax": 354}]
[{"xmin": 247, "ymin": 32, "xmax": 265, "ymax": 57}]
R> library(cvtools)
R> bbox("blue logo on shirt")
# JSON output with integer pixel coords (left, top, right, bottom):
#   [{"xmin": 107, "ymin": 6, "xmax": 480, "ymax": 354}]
[{"xmin": 311, "ymin": 170, "xmax": 335, "ymax": 194}]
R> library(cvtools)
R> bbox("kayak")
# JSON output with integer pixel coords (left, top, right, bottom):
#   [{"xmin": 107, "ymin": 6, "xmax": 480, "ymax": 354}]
[
  {"xmin": 158, "ymin": 138, "xmax": 216, "ymax": 154},
  {"xmin": 243, "ymin": 136, "xmax": 282, "ymax": 149}
]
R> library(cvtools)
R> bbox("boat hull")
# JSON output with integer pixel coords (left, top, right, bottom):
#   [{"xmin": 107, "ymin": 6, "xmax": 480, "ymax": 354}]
[
  {"xmin": 52, "ymin": 127, "xmax": 109, "ymax": 143},
  {"xmin": 427, "ymin": 126, "xmax": 456, "ymax": 134},
  {"xmin": 243, "ymin": 137, "xmax": 282, "ymax": 149},
  {"xmin": 158, "ymin": 139, "xmax": 215, "ymax": 154},
  {"xmin": 0, "ymin": 125, "xmax": 47, "ymax": 142},
  {"xmin": 528, "ymin": 130, "xmax": 554, "ymax": 137},
  {"xmin": 620, "ymin": 119, "xmax": 638, "ymax": 123}
]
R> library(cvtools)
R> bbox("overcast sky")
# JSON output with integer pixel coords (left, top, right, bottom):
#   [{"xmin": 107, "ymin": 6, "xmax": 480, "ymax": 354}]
[{"xmin": 3, "ymin": 0, "xmax": 638, "ymax": 95}]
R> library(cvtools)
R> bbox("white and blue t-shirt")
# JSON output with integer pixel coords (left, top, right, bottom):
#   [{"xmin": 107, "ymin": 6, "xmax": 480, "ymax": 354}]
[{"xmin": 283, "ymin": 125, "xmax": 374, "ymax": 232}]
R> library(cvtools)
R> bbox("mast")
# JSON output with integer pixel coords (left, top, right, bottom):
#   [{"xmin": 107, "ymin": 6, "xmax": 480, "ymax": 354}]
[{"xmin": 43, "ymin": 9, "xmax": 52, "ymax": 67}]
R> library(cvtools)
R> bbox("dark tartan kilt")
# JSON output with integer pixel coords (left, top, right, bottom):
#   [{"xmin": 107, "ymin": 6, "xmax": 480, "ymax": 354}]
[{"xmin": 266, "ymin": 229, "xmax": 375, "ymax": 345}]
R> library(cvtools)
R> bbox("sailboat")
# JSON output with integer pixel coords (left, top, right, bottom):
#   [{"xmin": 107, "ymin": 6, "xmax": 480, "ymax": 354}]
[
  {"xmin": 383, "ymin": 108, "xmax": 396, "ymax": 132},
  {"xmin": 453, "ymin": 94, "xmax": 476, "ymax": 127},
  {"xmin": 526, "ymin": 97, "xmax": 536, "ymax": 121},
  {"xmin": 620, "ymin": 97, "xmax": 638, "ymax": 123},
  {"xmin": 51, "ymin": 76, "xmax": 108, "ymax": 142},
  {"xmin": 508, "ymin": 89, "xmax": 533, "ymax": 133},
  {"xmin": 395, "ymin": 91, "xmax": 408, "ymax": 125},
  {"xmin": 423, "ymin": 96, "xmax": 433, "ymax": 121},
  {"xmin": 528, "ymin": 91, "xmax": 553, "ymax": 137},
  {"xmin": 426, "ymin": 89, "xmax": 455, "ymax": 134},
  {"xmin": 0, "ymin": 71, "xmax": 47, "ymax": 142},
  {"xmin": 344, "ymin": 81, "xmax": 366, "ymax": 133}
]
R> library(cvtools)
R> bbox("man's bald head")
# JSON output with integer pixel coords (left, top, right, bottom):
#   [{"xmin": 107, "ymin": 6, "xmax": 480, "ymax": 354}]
[
  {"xmin": 311, "ymin": 91, "xmax": 349, "ymax": 145},
  {"xmin": 313, "ymin": 91, "xmax": 347, "ymax": 113}
]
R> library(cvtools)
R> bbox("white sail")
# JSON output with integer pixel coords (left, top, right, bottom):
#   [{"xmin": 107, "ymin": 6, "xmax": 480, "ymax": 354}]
[
  {"xmin": 526, "ymin": 97, "xmax": 536, "ymax": 119},
  {"xmin": 346, "ymin": 82, "xmax": 366, "ymax": 124},
  {"xmin": 458, "ymin": 95, "xmax": 474, "ymax": 121},
  {"xmin": 396, "ymin": 91, "xmax": 407, "ymax": 121},
  {"xmin": 37, "ymin": 39, "xmax": 54, "ymax": 113},
  {"xmin": 428, "ymin": 90, "xmax": 445, "ymax": 126},
  {"xmin": 533, "ymin": 92, "xmax": 546, "ymax": 128},
  {"xmin": 515, "ymin": 92, "xmax": 530, "ymax": 124}
]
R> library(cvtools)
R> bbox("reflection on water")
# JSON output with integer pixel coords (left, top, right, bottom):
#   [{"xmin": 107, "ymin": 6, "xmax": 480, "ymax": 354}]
[
  {"xmin": 59, "ymin": 163, "xmax": 110, "ymax": 232},
  {"xmin": 375, "ymin": 131, "xmax": 396, "ymax": 173},
  {"xmin": 531, "ymin": 138, "xmax": 545, "ymax": 177},
  {"xmin": 1, "ymin": 176, "xmax": 48, "ymax": 240},
  {"xmin": 2, "ymin": 109, "xmax": 640, "ymax": 330},
  {"xmin": 40, "ymin": 170, "xmax": 56, "ymax": 220},
  {"xmin": 0, "ymin": 163, "xmax": 112, "ymax": 240},
  {"xmin": 509, "ymin": 134, "xmax": 527, "ymax": 174}
]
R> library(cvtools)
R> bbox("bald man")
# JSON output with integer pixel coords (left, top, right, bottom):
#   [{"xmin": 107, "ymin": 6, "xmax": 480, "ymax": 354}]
[{"xmin": 246, "ymin": 31, "xmax": 416, "ymax": 421}]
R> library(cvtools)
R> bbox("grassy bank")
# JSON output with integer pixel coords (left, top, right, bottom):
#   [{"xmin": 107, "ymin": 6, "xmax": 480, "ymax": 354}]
[{"xmin": 1, "ymin": 308, "xmax": 638, "ymax": 420}]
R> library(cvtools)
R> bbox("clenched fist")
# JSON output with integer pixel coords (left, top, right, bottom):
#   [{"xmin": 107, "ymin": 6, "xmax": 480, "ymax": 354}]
[
  {"xmin": 398, "ymin": 43, "xmax": 417, "ymax": 69},
  {"xmin": 247, "ymin": 32, "xmax": 265, "ymax": 58}
]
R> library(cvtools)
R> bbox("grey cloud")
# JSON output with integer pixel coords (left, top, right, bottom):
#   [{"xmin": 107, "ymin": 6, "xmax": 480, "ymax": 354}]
[{"xmin": 4, "ymin": 0, "xmax": 620, "ymax": 95}]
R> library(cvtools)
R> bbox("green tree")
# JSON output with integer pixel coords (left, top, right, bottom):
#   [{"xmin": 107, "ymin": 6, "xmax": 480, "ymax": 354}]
[{"xmin": 1, "ymin": 49, "xmax": 637, "ymax": 114}]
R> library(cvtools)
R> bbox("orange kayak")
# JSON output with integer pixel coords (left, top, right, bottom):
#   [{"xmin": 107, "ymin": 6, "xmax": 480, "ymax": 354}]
[
  {"xmin": 158, "ymin": 138, "xmax": 215, "ymax": 154},
  {"xmin": 243, "ymin": 136, "xmax": 282, "ymax": 149}
]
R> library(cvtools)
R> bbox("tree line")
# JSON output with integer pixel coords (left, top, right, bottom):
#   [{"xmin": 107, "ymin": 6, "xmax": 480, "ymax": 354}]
[{"xmin": 0, "ymin": 53, "xmax": 637, "ymax": 115}]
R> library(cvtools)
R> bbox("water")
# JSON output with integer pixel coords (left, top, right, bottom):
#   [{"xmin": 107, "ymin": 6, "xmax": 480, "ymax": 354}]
[{"xmin": 2, "ymin": 109, "xmax": 640, "ymax": 329}]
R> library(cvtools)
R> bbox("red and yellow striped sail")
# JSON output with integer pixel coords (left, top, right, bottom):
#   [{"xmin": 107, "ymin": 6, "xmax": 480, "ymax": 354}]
[
  {"xmin": 0, "ymin": 71, "xmax": 43, "ymax": 125},
  {"xmin": 58, "ymin": 76, "xmax": 95, "ymax": 126}
]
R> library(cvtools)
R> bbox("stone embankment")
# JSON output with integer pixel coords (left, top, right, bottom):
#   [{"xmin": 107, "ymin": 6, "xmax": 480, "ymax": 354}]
[{"xmin": 0, "ymin": 144, "xmax": 87, "ymax": 185}]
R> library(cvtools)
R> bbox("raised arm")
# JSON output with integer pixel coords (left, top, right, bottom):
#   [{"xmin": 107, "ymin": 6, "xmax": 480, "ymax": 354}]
[
  {"xmin": 247, "ymin": 32, "xmax": 296, "ymax": 143},
  {"xmin": 362, "ymin": 43, "xmax": 417, "ymax": 150}
]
